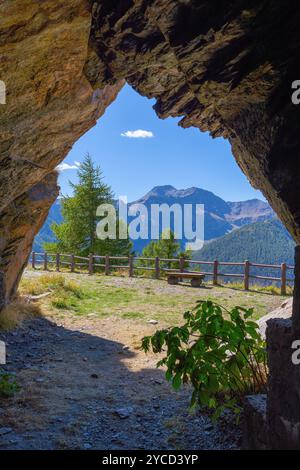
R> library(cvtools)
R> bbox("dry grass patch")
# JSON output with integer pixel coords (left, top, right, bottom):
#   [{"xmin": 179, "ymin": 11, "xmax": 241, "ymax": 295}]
[
  {"xmin": 0, "ymin": 299, "xmax": 42, "ymax": 331},
  {"xmin": 20, "ymin": 273, "xmax": 83, "ymax": 296},
  {"xmin": 19, "ymin": 274, "xmax": 85, "ymax": 313},
  {"xmin": 227, "ymin": 281, "xmax": 293, "ymax": 296}
]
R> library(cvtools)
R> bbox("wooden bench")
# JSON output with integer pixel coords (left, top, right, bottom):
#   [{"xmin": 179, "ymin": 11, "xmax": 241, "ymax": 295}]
[{"xmin": 165, "ymin": 270, "xmax": 205, "ymax": 287}]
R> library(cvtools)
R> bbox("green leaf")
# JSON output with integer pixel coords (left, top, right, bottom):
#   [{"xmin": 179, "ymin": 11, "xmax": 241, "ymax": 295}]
[
  {"xmin": 165, "ymin": 370, "xmax": 173, "ymax": 382},
  {"xmin": 172, "ymin": 374, "xmax": 182, "ymax": 390}
]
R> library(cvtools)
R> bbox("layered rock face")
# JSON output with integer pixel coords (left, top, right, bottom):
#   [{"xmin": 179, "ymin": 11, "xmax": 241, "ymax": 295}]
[
  {"xmin": 1, "ymin": 0, "xmax": 300, "ymax": 305},
  {"xmin": 0, "ymin": 0, "xmax": 123, "ymax": 303},
  {"xmin": 0, "ymin": 172, "xmax": 59, "ymax": 309},
  {"xmin": 89, "ymin": 0, "xmax": 300, "ymax": 242}
]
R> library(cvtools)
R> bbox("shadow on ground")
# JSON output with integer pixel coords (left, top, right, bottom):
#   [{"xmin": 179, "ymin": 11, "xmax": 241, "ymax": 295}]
[{"xmin": 0, "ymin": 317, "xmax": 240, "ymax": 450}]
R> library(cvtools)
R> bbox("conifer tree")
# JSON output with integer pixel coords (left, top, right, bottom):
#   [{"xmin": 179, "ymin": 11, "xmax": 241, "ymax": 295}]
[{"xmin": 44, "ymin": 154, "xmax": 132, "ymax": 256}]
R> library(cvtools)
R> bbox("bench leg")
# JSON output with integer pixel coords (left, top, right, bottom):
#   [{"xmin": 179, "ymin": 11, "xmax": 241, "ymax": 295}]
[
  {"xmin": 191, "ymin": 278, "xmax": 202, "ymax": 287},
  {"xmin": 168, "ymin": 276, "xmax": 179, "ymax": 285}
]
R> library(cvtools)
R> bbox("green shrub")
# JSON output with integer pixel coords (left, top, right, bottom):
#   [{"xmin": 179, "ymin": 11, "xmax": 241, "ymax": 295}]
[
  {"xmin": 0, "ymin": 369, "xmax": 20, "ymax": 397},
  {"xmin": 62, "ymin": 280, "xmax": 84, "ymax": 299},
  {"xmin": 142, "ymin": 300, "xmax": 267, "ymax": 419},
  {"xmin": 51, "ymin": 297, "xmax": 72, "ymax": 310}
]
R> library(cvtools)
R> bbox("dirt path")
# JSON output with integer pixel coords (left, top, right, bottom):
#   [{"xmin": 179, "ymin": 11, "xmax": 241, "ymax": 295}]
[{"xmin": 0, "ymin": 313, "xmax": 241, "ymax": 450}]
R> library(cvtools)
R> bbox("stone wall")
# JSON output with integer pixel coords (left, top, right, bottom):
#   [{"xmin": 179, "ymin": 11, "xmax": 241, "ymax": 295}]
[
  {"xmin": 266, "ymin": 318, "xmax": 300, "ymax": 449},
  {"xmin": 243, "ymin": 395, "xmax": 268, "ymax": 449}
]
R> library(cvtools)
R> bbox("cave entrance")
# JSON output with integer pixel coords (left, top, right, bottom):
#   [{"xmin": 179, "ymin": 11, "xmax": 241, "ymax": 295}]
[
  {"xmin": 37, "ymin": 83, "xmax": 265, "ymax": 256},
  {"xmin": 2, "ymin": 0, "xmax": 300, "ymax": 449}
]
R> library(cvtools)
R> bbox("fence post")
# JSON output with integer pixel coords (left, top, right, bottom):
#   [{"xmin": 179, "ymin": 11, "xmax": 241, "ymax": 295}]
[
  {"xmin": 281, "ymin": 262, "xmax": 287, "ymax": 295},
  {"xmin": 32, "ymin": 252, "xmax": 36, "ymax": 269},
  {"xmin": 44, "ymin": 252, "xmax": 48, "ymax": 271},
  {"xmin": 70, "ymin": 254, "xmax": 75, "ymax": 273},
  {"xmin": 105, "ymin": 255, "xmax": 110, "ymax": 275},
  {"xmin": 213, "ymin": 260, "xmax": 218, "ymax": 286},
  {"xmin": 129, "ymin": 255, "xmax": 134, "ymax": 277},
  {"xmin": 155, "ymin": 257, "xmax": 160, "ymax": 279},
  {"xmin": 56, "ymin": 253, "xmax": 60, "ymax": 272},
  {"xmin": 179, "ymin": 256, "xmax": 185, "ymax": 272},
  {"xmin": 244, "ymin": 260, "xmax": 250, "ymax": 290},
  {"xmin": 89, "ymin": 254, "xmax": 94, "ymax": 275}
]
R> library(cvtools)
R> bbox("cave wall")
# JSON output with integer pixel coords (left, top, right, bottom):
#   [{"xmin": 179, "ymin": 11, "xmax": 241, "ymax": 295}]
[
  {"xmin": 1, "ymin": 0, "xmax": 300, "ymax": 303},
  {"xmin": 88, "ymin": 0, "xmax": 300, "ymax": 242},
  {"xmin": 0, "ymin": 0, "xmax": 123, "ymax": 302},
  {"xmin": 0, "ymin": 172, "xmax": 59, "ymax": 309}
]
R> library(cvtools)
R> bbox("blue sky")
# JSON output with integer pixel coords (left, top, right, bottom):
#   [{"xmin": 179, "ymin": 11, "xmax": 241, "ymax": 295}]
[{"xmin": 58, "ymin": 84, "xmax": 264, "ymax": 203}]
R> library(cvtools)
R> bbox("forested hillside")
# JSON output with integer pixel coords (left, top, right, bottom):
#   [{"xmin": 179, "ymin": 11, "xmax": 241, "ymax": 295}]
[{"xmin": 193, "ymin": 219, "xmax": 295, "ymax": 284}]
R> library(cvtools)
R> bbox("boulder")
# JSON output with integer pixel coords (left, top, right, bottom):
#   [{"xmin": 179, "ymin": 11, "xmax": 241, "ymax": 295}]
[{"xmin": 258, "ymin": 298, "xmax": 293, "ymax": 338}]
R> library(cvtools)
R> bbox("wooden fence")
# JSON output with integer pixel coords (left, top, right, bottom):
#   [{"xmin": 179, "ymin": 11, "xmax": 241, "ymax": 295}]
[{"xmin": 29, "ymin": 252, "xmax": 294, "ymax": 295}]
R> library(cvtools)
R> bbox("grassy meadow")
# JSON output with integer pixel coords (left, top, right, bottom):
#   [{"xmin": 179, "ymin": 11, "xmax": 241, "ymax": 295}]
[{"xmin": 14, "ymin": 270, "xmax": 290, "ymax": 328}]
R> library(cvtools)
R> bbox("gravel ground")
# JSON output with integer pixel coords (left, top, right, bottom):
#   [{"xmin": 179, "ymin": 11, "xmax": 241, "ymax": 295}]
[{"xmin": 0, "ymin": 314, "xmax": 241, "ymax": 450}]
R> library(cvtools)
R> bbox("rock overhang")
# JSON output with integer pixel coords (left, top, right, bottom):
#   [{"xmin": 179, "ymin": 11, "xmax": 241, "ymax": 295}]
[{"xmin": 1, "ymin": 0, "xmax": 300, "ymax": 301}]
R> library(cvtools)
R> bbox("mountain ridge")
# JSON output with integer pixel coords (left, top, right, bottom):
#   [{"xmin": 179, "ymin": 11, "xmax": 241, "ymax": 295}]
[
  {"xmin": 33, "ymin": 185, "xmax": 275, "ymax": 253},
  {"xmin": 128, "ymin": 185, "xmax": 274, "ymax": 252}
]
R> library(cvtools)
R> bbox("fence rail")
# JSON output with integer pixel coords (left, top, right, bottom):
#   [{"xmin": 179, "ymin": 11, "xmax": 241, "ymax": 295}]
[{"xmin": 29, "ymin": 252, "xmax": 294, "ymax": 295}]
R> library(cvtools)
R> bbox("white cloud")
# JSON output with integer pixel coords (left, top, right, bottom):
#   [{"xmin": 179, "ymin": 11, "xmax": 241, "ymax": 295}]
[
  {"xmin": 56, "ymin": 161, "xmax": 81, "ymax": 172},
  {"xmin": 121, "ymin": 129, "xmax": 154, "ymax": 138}
]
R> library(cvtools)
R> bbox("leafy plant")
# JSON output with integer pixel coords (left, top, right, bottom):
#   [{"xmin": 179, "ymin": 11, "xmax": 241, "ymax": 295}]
[
  {"xmin": 142, "ymin": 300, "xmax": 267, "ymax": 419},
  {"xmin": 0, "ymin": 369, "xmax": 20, "ymax": 397}
]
